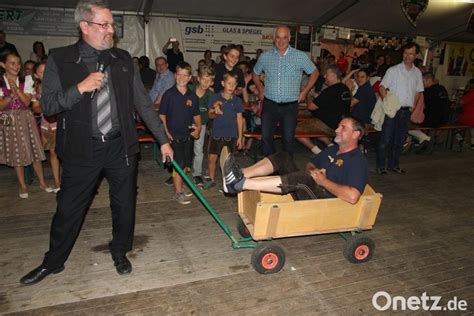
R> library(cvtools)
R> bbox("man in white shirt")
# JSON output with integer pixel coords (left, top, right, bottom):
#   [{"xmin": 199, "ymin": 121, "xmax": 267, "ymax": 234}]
[{"xmin": 376, "ymin": 42, "xmax": 423, "ymax": 174}]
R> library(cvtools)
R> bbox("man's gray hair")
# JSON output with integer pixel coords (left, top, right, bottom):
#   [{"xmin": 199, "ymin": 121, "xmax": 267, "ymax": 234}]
[
  {"xmin": 326, "ymin": 64, "xmax": 343, "ymax": 81},
  {"xmin": 74, "ymin": 0, "xmax": 109, "ymax": 26}
]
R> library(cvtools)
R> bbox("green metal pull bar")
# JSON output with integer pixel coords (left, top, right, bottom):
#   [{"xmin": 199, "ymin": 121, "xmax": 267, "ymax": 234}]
[{"xmin": 171, "ymin": 159, "xmax": 253, "ymax": 247}]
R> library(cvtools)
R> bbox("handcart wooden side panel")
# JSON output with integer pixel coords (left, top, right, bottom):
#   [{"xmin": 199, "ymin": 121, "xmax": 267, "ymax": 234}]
[{"xmin": 238, "ymin": 185, "xmax": 382, "ymax": 241}]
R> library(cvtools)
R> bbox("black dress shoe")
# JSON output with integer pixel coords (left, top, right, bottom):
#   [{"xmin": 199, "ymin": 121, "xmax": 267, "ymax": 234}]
[
  {"xmin": 20, "ymin": 265, "xmax": 65, "ymax": 285},
  {"xmin": 113, "ymin": 256, "xmax": 132, "ymax": 275}
]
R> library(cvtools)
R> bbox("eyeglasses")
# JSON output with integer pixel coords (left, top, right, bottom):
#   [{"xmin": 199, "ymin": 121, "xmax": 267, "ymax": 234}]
[{"xmin": 83, "ymin": 20, "xmax": 116, "ymax": 30}]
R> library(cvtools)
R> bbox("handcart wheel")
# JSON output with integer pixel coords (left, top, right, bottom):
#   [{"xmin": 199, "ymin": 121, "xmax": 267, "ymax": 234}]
[
  {"xmin": 251, "ymin": 242, "xmax": 285, "ymax": 274},
  {"xmin": 237, "ymin": 218, "xmax": 251, "ymax": 238},
  {"xmin": 343, "ymin": 234, "xmax": 375, "ymax": 264}
]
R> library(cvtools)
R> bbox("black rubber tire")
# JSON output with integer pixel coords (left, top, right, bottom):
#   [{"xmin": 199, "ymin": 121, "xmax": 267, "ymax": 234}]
[
  {"xmin": 251, "ymin": 242, "xmax": 285, "ymax": 274},
  {"xmin": 343, "ymin": 234, "xmax": 375, "ymax": 264},
  {"xmin": 237, "ymin": 218, "xmax": 251, "ymax": 238}
]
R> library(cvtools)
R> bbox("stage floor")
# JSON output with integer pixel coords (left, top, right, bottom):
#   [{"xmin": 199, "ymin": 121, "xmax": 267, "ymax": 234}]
[{"xmin": 1, "ymin": 144, "xmax": 473, "ymax": 314}]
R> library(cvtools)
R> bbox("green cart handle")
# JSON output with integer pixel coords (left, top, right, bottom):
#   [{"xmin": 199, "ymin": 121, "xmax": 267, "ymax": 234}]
[{"xmin": 170, "ymin": 158, "xmax": 255, "ymax": 249}]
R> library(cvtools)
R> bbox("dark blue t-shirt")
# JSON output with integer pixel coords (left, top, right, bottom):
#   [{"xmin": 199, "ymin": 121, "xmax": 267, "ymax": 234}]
[
  {"xmin": 208, "ymin": 93, "xmax": 244, "ymax": 138},
  {"xmin": 312, "ymin": 145, "xmax": 369, "ymax": 195},
  {"xmin": 352, "ymin": 82, "xmax": 376, "ymax": 124},
  {"xmin": 159, "ymin": 86, "xmax": 200, "ymax": 139},
  {"xmin": 212, "ymin": 63, "xmax": 246, "ymax": 93}
]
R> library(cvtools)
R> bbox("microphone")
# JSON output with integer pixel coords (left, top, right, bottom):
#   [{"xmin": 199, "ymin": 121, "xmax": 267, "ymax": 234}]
[{"xmin": 91, "ymin": 50, "xmax": 111, "ymax": 99}]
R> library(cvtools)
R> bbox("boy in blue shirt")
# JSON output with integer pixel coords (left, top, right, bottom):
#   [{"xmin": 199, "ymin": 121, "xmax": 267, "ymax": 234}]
[
  {"xmin": 204, "ymin": 72, "xmax": 244, "ymax": 189},
  {"xmin": 160, "ymin": 62, "xmax": 201, "ymax": 204}
]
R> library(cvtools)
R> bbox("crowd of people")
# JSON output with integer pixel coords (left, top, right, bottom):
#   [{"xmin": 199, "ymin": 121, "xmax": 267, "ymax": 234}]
[{"xmin": 0, "ymin": 0, "xmax": 472, "ymax": 286}]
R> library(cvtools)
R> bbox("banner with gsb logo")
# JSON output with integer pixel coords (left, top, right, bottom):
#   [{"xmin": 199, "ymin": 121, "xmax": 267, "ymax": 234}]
[{"xmin": 179, "ymin": 20, "xmax": 276, "ymax": 53}]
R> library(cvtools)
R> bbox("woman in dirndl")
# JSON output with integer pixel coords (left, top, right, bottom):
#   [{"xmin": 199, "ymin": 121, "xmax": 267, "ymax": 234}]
[
  {"xmin": 0, "ymin": 52, "xmax": 53, "ymax": 198},
  {"xmin": 31, "ymin": 61, "xmax": 61, "ymax": 192}
]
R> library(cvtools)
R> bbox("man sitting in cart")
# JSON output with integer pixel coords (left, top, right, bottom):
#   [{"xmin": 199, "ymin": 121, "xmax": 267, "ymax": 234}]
[{"xmin": 222, "ymin": 115, "xmax": 368, "ymax": 204}]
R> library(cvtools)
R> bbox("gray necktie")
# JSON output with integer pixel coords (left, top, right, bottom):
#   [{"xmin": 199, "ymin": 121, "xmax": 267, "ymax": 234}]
[{"xmin": 96, "ymin": 72, "xmax": 112, "ymax": 135}]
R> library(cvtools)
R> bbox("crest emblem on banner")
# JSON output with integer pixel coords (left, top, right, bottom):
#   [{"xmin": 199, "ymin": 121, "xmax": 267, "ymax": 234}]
[{"xmin": 400, "ymin": 0, "xmax": 429, "ymax": 27}]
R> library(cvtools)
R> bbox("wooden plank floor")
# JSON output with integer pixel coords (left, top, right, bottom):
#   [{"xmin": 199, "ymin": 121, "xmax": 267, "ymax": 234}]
[{"xmin": 0, "ymin": 144, "xmax": 473, "ymax": 315}]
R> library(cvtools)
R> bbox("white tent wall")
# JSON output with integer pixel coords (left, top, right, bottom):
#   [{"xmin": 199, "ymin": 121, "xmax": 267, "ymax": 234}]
[
  {"xmin": 117, "ymin": 15, "xmax": 145, "ymax": 58},
  {"xmin": 147, "ymin": 16, "xmax": 183, "ymax": 66},
  {"xmin": 147, "ymin": 16, "xmax": 204, "ymax": 71}
]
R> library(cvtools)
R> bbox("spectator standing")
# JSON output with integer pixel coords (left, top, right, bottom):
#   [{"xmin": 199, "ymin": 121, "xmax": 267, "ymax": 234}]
[
  {"xmin": 162, "ymin": 38, "xmax": 184, "ymax": 73},
  {"xmin": 149, "ymin": 57, "xmax": 175, "ymax": 110},
  {"xmin": 212, "ymin": 44, "xmax": 245, "ymax": 94},
  {"xmin": 189, "ymin": 65, "xmax": 215, "ymax": 185},
  {"xmin": 458, "ymin": 80, "xmax": 474, "ymax": 149},
  {"xmin": 205, "ymin": 72, "xmax": 244, "ymax": 189},
  {"xmin": 19, "ymin": 0, "xmax": 173, "ymax": 285},
  {"xmin": 215, "ymin": 45, "xmax": 227, "ymax": 64},
  {"xmin": 138, "ymin": 56, "xmax": 156, "ymax": 91},
  {"xmin": 159, "ymin": 62, "xmax": 201, "ymax": 204},
  {"xmin": 351, "ymin": 68, "xmax": 377, "ymax": 125},
  {"xmin": 31, "ymin": 61, "xmax": 61, "ymax": 192},
  {"xmin": 0, "ymin": 31, "xmax": 18, "ymax": 59},
  {"xmin": 376, "ymin": 43, "xmax": 423, "ymax": 174},
  {"xmin": 30, "ymin": 41, "xmax": 48, "ymax": 62},
  {"xmin": 0, "ymin": 53, "xmax": 53, "ymax": 198},
  {"xmin": 23, "ymin": 60, "xmax": 35, "ymax": 76},
  {"xmin": 336, "ymin": 52, "xmax": 349, "ymax": 75},
  {"xmin": 253, "ymin": 25, "xmax": 318, "ymax": 156},
  {"xmin": 204, "ymin": 49, "xmax": 215, "ymax": 67}
]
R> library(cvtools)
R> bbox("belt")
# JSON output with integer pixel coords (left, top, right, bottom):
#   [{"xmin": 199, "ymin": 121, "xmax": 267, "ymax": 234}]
[
  {"xmin": 171, "ymin": 137, "xmax": 191, "ymax": 144},
  {"xmin": 264, "ymin": 98, "xmax": 298, "ymax": 106},
  {"xmin": 92, "ymin": 131, "xmax": 121, "ymax": 142},
  {"xmin": 212, "ymin": 136, "xmax": 233, "ymax": 141}
]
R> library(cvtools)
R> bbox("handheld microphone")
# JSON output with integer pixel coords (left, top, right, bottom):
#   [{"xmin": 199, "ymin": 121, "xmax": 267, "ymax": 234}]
[{"xmin": 91, "ymin": 50, "xmax": 111, "ymax": 99}]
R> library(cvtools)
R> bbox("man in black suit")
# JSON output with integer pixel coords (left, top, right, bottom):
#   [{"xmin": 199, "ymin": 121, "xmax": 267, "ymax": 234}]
[{"xmin": 20, "ymin": 0, "xmax": 173, "ymax": 285}]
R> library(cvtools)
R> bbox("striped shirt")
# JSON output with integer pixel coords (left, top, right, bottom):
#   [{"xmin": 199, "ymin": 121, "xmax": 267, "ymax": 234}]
[{"xmin": 253, "ymin": 46, "xmax": 316, "ymax": 103}]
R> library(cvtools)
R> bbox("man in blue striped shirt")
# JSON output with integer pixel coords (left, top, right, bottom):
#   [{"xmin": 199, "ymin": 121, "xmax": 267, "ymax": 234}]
[{"xmin": 253, "ymin": 25, "xmax": 319, "ymax": 156}]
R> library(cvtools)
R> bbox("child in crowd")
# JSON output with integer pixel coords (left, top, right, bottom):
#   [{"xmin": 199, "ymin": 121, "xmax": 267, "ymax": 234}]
[
  {"xmin": 242, "ymin": 80, "xmax": 262, "ymax": 154},
  {"xmin": 188, "ymin": 65, "xmax": 215, "ymax": 185},
  {"xmin": 159, "ymin": 61, "xmax": 201, "ymax": 204},
  {"xmin": 191, "ymin": 59, "xmax": 206, "ymax": 84},
  {"xmin": 204, "ymin": 72, "xmax": 244, "ymax": 189},
  {"xmin": 0, "ymin": 52, "xmax": 53, "ymax": 198},
  {"xmin": 31, "ymin": 61, "xmax": 61, "ymax": 192},
  {"xmin": 212, "ymin": 44, "xmax": 245, "ymax": 95}
]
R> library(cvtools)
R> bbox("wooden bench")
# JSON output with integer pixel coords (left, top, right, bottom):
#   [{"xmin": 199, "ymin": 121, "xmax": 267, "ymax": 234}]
[{"xmin": 243, "ymin": 123, "xmax": 471, "ymax": 155}]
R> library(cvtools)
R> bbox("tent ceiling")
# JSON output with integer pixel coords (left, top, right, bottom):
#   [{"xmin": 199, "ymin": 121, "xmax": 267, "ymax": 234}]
[{"xmin": 3, "ymin": 0, "xmax": 473, "ymax": 42}]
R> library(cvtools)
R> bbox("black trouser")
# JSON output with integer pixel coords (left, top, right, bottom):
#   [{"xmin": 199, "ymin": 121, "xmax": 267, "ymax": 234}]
[
  {"xmin": 261, "ymin": 98, "xmax": 298, "ymax": 156},
  {"xmin": 42, "ymin": 136, "xmax": 138, "ymax": 269},
  {"xmin": 267, "ymin": 151, "xmax": 332, "ymax": 200}
]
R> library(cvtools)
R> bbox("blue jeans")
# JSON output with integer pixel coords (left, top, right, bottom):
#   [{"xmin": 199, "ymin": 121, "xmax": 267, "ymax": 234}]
[
  {"xmin": 261, "ymin": 98, "xmax": 298, "ymax": 156},
  {"xmin": 376, "ymin": 108, "xmax": 411, "ymax": 169}
]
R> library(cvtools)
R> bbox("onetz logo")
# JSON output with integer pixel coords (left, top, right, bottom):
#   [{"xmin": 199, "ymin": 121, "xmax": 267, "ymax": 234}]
[{"xmin": 372, "ymin": 291, "xmax": 468, "ymax": 311}]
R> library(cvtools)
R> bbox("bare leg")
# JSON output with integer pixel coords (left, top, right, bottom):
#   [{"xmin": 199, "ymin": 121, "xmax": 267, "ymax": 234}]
[
  {"xmin": 318, "ymin": 136, "xmax": 332, "ymax": 145},
  {"xmin": 32, "ymin": 160, "xmax": 49, "ymax": 188},
  {"xmin": 297, "ymin": 137, "xmax": 316, "ymax": 150},
  {"xmin": 173, "ymin": 172, "xmax": 183, "ymax": 193},
  {"xmin": 242, "ymin": 157, "xmax": 274, "ymax": 178},
  {"xmin": 242, "ymin": 176, "xmax": 283, "ymax": 193},
  {"xmin": 208, "ymin": 154, "xmax": 218, "ymax": 181},
  {"xmin": 14, "ymin": 166, "xmax": 28, "ymax": 193},
  {"xmin": 49, "ymin": 148, "xmax": 61, "ymax": 188}
]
